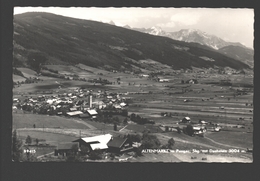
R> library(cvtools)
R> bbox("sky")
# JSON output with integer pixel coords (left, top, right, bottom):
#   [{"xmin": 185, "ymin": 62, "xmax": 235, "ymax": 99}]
[{"xmin": 14, "ymin": 7, "xmax": 254, "ymax": 49}]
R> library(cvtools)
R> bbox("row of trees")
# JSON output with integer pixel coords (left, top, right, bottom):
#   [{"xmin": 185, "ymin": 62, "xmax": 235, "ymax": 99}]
[
  {"xmin": 98, "ymin": 109, "xmax": 128, "ymax": 117},
  {"xmin": 129, "ymin": 113, "xmax": 155, "ymax": 125}
]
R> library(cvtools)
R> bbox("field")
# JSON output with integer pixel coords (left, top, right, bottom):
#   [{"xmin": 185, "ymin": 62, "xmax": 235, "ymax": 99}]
[
  {"xmin": 13, "ymin": 74, "xmax": 26, "ymax": 82},
  {"xmin": 17, "ymin": 130, "xmax": 78, "ymax": 157},
  {"xmin": 17, "ymin": 130, "xmax": 78, "ymax": 144},
  {"xmin": 17, "ymin": 67, "xmax": 37, "ymax": 78},
  {"xmin": 13, "ymin": 113, "xmax": 90, "ymax": 129},
  {"xmin": 205, "ymin": 131, "xmax": 253, "ymax": 149}
]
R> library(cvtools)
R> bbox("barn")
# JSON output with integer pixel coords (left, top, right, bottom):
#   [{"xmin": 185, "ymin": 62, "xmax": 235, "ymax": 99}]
[
  {"xmin": 73, "ymin": 134, "xmax": 112, "ymax": 152},
  {"xmin": 54, "ymin": 142, "xmax": 79, "ymax": 157}
]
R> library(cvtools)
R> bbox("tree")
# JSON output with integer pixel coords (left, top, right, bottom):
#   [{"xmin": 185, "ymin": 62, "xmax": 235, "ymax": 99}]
[
  {"xmin": 114, "ymin": 122, "xmax": 117, "ymax": 131},
  {"xmin": 130, "ymin": 113, "xmax": 136, "ymax": 120},
  {"xmin": 167, "ymin": 138, "xmax": 175, "ymax": 149},
  {"xmin": 66, "ymin": 145, "xmax": 83, "ymax": 162},
  {"xmin": 177, "ymin": 127, "xmax": 182, "ymax": 134},
  {"xmin": 135, "ymin": 146, "xmax": 143, "ymax": 157},
  {"xmin": 89, "ymin": 149, "xmax": 103, "ymax": 160},
  {"xmin": 27, "ymin": 52, "xmax": 47, "ymax": 72},
  {"xmin": 186, "ymin": 125, "xmax": 194, "ymax": 136},
  {"xmin": 113, "ymin": 116, "xmax": 120, "ymax": 124},
  {"xmin": 165, "ymin": 126, "xmax": 169, "ymax": 132},
  {"xmin": 12, "ymin": 130, "xmax": 23, "ymax": 162},
  {"xmin": 142, "ymin": 133, "xmax": 161, "ymax": 149},
  {"xmin": 80, "ymin": 145, "xmax": 90, "ymax": 155},
  {"xmin": 122, "ymin": 109, "xmax": 128, "ymax": 116},
  {"xmin": 25, "ymin": 135, "xmax": 32, "ymax": 145},
  {"xmin": 123, "ymin": 118, "xmax": 128, "ymax": 125},
  {"xmin": 127, "ymin": 134, "xmax": 142, "ymax": 142}
]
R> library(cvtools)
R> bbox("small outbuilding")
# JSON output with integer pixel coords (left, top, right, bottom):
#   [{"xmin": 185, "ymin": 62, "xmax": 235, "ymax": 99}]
[
  {"xmin": 86, "ymin": 109, "xmax": 98, "ymax": 118},
  {"xmin": 66, "ymin": 111, "xmax": 83, "ymax": 117},
  {"xmin": 186, "ymin": 79, "xmax": 198, "ymax": 84},
  {"xmin": 181, "ymin": 117, "xmax": 191, "ymax": 123}
]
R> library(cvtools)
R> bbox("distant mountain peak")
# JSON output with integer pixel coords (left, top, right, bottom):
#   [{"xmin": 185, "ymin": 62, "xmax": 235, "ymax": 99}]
[
  {"xmin": 151, "ymin": 26, "xmax": 162, "ymax": 30},
  {"xmin": 123, "ymin": 25, "xmax": 131, "ymax": 29},
  {"xmin": 109, "ymin": 20, "xmax": 115, "ymax": 25},
  {"xmin": 169, "ymin": 29, "xmax": 247, "ymax": 50}
]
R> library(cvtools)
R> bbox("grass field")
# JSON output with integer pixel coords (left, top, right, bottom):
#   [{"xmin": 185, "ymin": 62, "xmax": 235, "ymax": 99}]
[
  {"xmin": 18, "ymin": 130, "xmax": 78, "ymax": 157},
  {"xmin": 205, "ymin": 131, "xmax": 253, "ymax": 149},
  {"xmin": 13, "ymin": 113, "xmax": 90, "ymax": 129},
  {"xmin": 17, "ymin": 67, "xmax": 37, "ymax": 78},
  {"xmin": 13, "ymin": 74, "xmax": 26, "ymax": 82},
  {"xmin": 17, "ymin": 130, "xmax": 78, "ymax": 143}
]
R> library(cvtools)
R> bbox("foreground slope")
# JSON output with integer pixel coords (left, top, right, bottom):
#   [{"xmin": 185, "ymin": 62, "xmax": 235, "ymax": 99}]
[{"xmin": 13, "ymin": 12, "xmax": 250, "ymax": 71}]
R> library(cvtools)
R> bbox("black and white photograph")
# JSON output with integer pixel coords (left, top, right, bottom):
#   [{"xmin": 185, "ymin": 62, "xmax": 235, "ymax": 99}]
[{"xmin": 11, "ymin": 7, "xmax": 254, "ymax": 163}]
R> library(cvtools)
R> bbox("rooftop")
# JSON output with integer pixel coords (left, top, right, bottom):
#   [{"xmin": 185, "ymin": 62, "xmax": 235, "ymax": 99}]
[
  {"xmin": 107, "ymin": 137, "xmax": 128, "ymax": 148},
  {"xmin": 56, "ymin": 142, "xmax": 78, "ymax": 150},
  {"xmin": 75, "ymin": 134, "xmax": 112, "ymax": 145},
  {"xmin": 87, "ymin": 109, "xmax": 98, "ymax": 115},
  {"xmin": 66, "ymin": 111, "xmax": 83, "ymax": 116},
  {"xmin": 90, "ymin": 143, "xmax": 108, "ymax": 150}
]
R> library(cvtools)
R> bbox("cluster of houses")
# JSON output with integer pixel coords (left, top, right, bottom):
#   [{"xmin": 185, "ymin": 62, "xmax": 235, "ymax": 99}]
[
  {"xmin": 54, "ymin": 134, "xmax": 141, "ymax": 157},
  {"xmin": 179, "ymin": 117, "xmax": 221, "ymax": 133},
  {"xmin": 13, "ymin": 88, "xmax": 130, "ymax": 118},
  {"xmin": 159, "ymin": 116, "xmax": 221, "ymax": 135}
]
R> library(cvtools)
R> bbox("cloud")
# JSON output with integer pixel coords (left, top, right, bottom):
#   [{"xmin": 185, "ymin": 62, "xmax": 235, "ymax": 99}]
[
  {"xmin": 157, "ymin": 21, "xmax": 176, "ymax": 28},
  {"xmin": 170, "ymin": 12, "xmax": 201, "ymax": 26}
]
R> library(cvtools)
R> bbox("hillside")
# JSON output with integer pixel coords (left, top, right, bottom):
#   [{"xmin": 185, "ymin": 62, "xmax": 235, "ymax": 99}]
[
  {"xmin": 218, "ymin": 45, "xmax": 254, "ymax": 68},
  {"xmin": 13, "ymin": 12, "xmax": 250, "ymax": 72}
]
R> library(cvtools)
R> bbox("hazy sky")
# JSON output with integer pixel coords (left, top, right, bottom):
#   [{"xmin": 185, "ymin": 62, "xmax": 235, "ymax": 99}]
[{"xmin": 14, "ymin": 7, "xmax": 254, "ymax": 49}]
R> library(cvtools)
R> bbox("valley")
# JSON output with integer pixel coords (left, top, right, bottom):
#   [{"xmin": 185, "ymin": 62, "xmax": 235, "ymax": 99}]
[
  {"xmin": 12, "ymin": 12, "xmax": 253, "ymax": 163},
  {"xmin": 13, "ymin": 62, "xmax": 253, "ymax": 162}
]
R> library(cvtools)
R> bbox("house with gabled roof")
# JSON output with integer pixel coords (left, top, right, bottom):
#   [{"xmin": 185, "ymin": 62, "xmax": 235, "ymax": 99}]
[{"xmin": 107, "ymin": 137, "xmax": 133, "ymax": 154}]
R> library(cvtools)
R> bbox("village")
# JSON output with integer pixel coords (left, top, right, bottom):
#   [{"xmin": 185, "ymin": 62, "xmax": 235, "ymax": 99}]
[
  {"xmin": 12, "ymin": 54, "xmax": 253, "ymax": 162},
  {"xmin": 13, "ymin": 70, "xmax": 253, "ymax": 162}
]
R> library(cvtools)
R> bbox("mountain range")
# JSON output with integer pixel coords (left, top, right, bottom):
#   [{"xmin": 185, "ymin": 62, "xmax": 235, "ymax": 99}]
[
  {"xmin": 132, "ymin": 26, "xmax": 254, "ymax": 67},
  {"xmin": 13, "ymin": 12, "xmax": 251, "ymax": 72}
]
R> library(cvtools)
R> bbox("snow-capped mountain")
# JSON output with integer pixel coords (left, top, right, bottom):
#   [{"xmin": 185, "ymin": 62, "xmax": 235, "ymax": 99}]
[
  {"xmin": 108, "ymin": 21, "xmax": 115, "ymax": 25},
  {"xmin": 123, "ymin": 25, "xmax": 131, "ymax": 29},
  {"xmin": 168, "ymin": 29, "xmax": 247, "ymax": 50},
  {"xmin": 132, "ymin": 26, "xmax": 171, "ymax": 37},
  {"xmin": 133, "ymin": 27, "xmax": 248, "ymax": 50}
]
